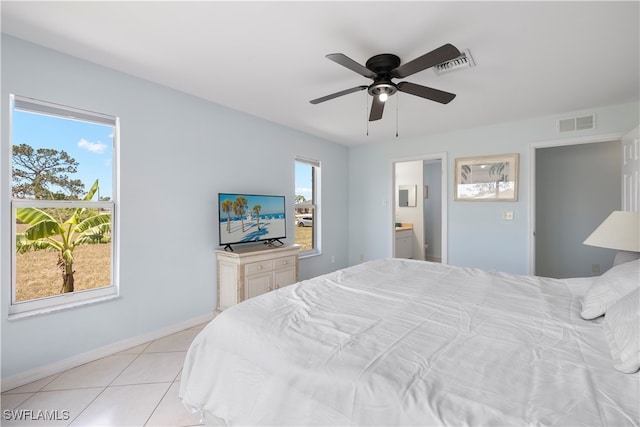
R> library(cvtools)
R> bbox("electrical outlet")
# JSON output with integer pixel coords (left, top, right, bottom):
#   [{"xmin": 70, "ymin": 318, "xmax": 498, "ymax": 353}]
[
  {"xmin": 503, "ymin": 210, "xmax": 514, "ymax": 220},
  {"xmin": 592, "ymin": 264, "xmax": 600, "ymax": 273}
]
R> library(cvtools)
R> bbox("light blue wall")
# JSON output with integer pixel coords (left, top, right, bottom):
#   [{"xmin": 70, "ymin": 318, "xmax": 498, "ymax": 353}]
[
  {"xmin": 348, "ymin": 103, "xmax": 639, "ymax": 273},
  {"xmin": 1, "ymin": 35, "xmax": 349, "ymax": 379}
]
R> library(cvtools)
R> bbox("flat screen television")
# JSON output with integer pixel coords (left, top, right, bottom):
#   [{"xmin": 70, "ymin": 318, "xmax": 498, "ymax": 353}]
[{"xmin": 218, "ymin": 193, "xmax": 286, "ymax": 251}]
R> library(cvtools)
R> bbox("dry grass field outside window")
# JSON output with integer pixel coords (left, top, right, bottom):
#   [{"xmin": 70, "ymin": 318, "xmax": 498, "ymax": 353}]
[
  {"xmin": 295, "ymin": 226, "xmax": 313, "ymax": 251},
  {"xmin": 14, "ymin": 223, "xmax": 111, "ymax": 302}
]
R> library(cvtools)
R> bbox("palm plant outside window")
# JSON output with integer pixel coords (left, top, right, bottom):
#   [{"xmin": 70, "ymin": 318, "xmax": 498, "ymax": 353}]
[{"xmin": 10, "ymin": 95, "xmax": 118, "ymax": 317}]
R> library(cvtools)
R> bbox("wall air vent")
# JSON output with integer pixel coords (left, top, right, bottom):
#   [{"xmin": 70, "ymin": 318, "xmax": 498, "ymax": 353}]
[
  {"xmin": 558, "ymin": 114, "xmax": 595, "ymax": 133},
  {"xmin": 433, "ymin": 49, "xmax": 475, "ymax": 75}
]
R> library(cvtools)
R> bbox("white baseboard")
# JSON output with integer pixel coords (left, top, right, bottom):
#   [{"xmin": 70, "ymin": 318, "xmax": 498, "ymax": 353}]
[{"xmin": 1, "ymin": 312, "xmax": 215, "ymax": 392}]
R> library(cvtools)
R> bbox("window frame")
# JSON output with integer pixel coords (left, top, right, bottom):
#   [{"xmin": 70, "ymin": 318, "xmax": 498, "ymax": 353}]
[
  {"xmin": 294, "ymin": 157, "xmax": 321, "ymax": 257},
  {"xmin": 9, "ymin": 95, "xmax": 119, "ymax": 318}
]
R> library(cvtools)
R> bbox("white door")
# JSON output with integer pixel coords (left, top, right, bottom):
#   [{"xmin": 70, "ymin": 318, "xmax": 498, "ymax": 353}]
[{"xmin": 622, "ymin": 126, "xmax": 640, "ymax": 211}]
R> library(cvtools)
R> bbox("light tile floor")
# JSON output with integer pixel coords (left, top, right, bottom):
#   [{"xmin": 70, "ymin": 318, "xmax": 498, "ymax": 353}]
[{"xmin": 1, "ymin": 323, "xmax": 206, "ymax": 426}]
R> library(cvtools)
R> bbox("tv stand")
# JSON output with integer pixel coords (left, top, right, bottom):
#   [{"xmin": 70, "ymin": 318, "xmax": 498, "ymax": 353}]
[
  {"xmin": 264, "ymin": 238, "xmax": 284, "ymax": 247},
  {"xmin": 215, "ymin": 244, "xmax": 301, "ymax": 312},
  {"xmin": 224, "ymin": 239, "xmax": 284, "ymax": 252}
]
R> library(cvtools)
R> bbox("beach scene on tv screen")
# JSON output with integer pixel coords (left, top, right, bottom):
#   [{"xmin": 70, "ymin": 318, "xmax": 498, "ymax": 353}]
[{"xmin": 219, "ymin": 194, "xmax": 286, "ymax": 244}]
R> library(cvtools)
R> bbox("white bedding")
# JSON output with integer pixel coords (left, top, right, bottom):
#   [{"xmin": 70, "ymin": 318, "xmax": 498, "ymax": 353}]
[{"xmin": 179, "ymin": 258, "xmax": 639, "ymax": 426}]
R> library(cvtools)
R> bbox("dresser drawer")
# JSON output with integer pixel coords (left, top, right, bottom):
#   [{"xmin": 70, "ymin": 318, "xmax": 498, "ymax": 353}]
[
  {"xmin": 274, "ymin": 256, "xmax": 296, "ymax": 270},
  {"xmin": 245, "ymin": 260, "xmax": 274, "ymax": 275}
]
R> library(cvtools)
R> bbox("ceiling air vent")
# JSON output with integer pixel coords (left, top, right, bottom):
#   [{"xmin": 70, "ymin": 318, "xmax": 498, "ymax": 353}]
[
  {"xmin": 433, "ymin": 49, "xmax": 475, "ymax": 75},
  {"xmin": 558, "ymin": 114, "xmax": 595, "ymax": 133}
]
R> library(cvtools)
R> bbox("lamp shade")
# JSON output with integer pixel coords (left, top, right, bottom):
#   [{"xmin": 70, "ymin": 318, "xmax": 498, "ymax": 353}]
[{"xmin": 583, "ymin": 211, "xmax": 640, "ymax": 252}]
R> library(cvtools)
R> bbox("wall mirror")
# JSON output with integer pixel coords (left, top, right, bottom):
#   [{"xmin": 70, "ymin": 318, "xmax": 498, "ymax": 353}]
[{"xmin": 398, "ymin": 185, "xmax": 417, "ymax": 207}]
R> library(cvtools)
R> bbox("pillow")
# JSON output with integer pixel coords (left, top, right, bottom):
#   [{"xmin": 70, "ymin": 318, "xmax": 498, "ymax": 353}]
[
  {"xmin": 602, "ymin": 288, "xmax": 640, "ymax": 373},
  {"xmin": 613, "ymin": 250, "xmax": 640, "ymax": 266},
  {"xmin": 581, "ymin": 259, "xmax": 640, "ymax": 320}
]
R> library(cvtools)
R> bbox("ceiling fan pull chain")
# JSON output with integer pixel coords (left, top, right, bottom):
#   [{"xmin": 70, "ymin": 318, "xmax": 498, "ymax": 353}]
[
  {"xmin": 396, "ymin": 94, "xmax": 399, "ymax": 138},
  {"xmin": 366, "ymin": 92, "xmax": 369, "ymax": 136}
]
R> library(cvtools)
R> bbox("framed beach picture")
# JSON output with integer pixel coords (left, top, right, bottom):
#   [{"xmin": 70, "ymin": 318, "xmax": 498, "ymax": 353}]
[{"xmin": 454, "ymin": 153, "xmax": 519, "ymax": 201}]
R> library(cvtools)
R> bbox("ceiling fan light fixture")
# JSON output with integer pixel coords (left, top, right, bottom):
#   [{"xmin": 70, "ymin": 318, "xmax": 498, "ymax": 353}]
[{"xmin": 368, "ymin": 82, "xmax": 397, "ymax": 99}]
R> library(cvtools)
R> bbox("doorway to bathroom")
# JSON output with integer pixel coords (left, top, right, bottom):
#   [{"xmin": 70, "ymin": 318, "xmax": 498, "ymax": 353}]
[{"xmin": 392, "ymin": 153, "xmax": 448, "ymax": 263}]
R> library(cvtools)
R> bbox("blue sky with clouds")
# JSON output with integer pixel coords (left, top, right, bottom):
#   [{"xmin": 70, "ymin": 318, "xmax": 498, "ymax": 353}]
[
  {"xmin": 12, "ymin": 109, "xmax": 114, "ymax": 199},
  {"xmin": 295, "ymin": 161, "xmax": 313, "ymax": 202}
]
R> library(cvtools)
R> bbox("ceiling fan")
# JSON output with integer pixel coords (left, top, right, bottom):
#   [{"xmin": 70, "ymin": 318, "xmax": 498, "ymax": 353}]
[{"xmin": 310, "ymin": 44, "xmax": 461, "ymax": 121}]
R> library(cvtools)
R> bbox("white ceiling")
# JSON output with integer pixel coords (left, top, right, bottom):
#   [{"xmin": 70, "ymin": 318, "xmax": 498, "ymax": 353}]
[{"xmin": 2, "ymin": 1, "xmax": 638, "ymax": 146}]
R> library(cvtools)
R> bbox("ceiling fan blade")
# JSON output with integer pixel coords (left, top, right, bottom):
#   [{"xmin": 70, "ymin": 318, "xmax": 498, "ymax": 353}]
[
  {"xmin": 369, "ymin": 96, "xmax": 385, "ymax": 121},
  {"xmin": 310, "ymin": 85, "xmax": 368, "ymax": 104},
  {"xmin": 392, "ymin": 44, "xmax": 461, "ymax": 78},
  {"xmin": 397, "ymin": 81, "xmax": 456, "ymax": 104},
  {"xmin": 326, "ymin": 53, "xmax": 377, "ymax": 79}
]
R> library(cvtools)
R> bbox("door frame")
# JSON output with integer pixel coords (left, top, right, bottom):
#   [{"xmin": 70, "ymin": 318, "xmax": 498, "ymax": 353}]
[
  {"xmin": 528, "ymin": 132, "xmax": 624, "ymax": 275},
  {"xmin": 390, "ymin": 152, "xmax": 448, "ymax": 263}
]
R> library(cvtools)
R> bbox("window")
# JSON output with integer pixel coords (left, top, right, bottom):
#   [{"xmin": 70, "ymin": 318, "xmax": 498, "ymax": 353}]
[
  {"xmin": 294, "ymin": 158, "xmax": 320, "ymax": 255},
  {"xmin": 10, "ymin": 95, "xmax": 118, "ymax": 317}
]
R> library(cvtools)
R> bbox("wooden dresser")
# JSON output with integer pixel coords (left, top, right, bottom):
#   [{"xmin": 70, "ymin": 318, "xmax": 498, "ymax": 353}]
[{"xmin": 215, "ymin": 244, "xmax": 301, "ymax": 311}]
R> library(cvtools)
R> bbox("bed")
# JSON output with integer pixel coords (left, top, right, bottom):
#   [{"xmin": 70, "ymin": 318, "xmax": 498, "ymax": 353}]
[{"xmin": 179, "ymin": 258, "xmax": 640, "ymax": 426}]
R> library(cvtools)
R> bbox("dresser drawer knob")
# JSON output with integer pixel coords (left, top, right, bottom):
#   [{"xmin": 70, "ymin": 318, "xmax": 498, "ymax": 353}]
[{"xmin": 258, "ymin": 265, "xmax": 263, "ymax": 270}]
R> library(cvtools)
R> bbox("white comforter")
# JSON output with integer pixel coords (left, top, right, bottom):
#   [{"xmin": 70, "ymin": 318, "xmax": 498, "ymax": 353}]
[{"xmin": 180, "ymin": 259, "xmax": 639, "ymax": 426}]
